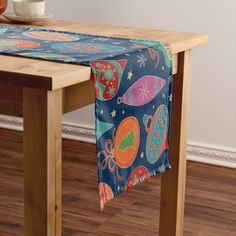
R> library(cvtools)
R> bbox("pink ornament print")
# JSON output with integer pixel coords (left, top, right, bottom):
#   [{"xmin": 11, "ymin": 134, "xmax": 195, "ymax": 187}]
[{"xmin": 117, "ymin": 75, "xmax": 166, "ymax": 106}]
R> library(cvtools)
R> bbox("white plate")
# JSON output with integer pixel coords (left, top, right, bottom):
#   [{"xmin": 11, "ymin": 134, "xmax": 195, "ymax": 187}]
[{"xmin": 3, "ymin": 13, "xmax": 53, "ymax": 23}]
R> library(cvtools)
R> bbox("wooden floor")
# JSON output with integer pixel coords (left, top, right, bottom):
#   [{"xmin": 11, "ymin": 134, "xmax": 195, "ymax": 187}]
[{"xmin": 0, "ymin": 128, "xmax": 235, "ymax": 236}]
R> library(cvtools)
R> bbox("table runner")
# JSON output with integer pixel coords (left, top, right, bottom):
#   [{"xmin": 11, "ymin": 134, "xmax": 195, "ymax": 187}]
[{"xmin": 0, "ymin": 25, "xmax": 173, "ymax": 209}]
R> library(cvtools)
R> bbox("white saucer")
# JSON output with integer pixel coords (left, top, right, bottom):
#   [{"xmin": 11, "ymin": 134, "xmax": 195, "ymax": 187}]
[{"xmin": 3, "ymin": 13, "xmax": 53, "ymax": 23}]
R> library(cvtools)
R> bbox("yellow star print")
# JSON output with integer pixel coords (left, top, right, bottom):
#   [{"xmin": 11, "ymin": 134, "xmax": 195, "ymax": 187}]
[
  {"xmin": 111, "ymin": 109, "xmax": 116, "ymax": 118},
  {"xmin": 127, "ymin": 71, "xmax": 133, "ymax": 80}
]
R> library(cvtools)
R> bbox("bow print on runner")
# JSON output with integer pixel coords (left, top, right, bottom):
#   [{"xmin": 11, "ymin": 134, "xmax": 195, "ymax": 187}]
[{"xmin": 0, "ymin": 25, "xmax": 173, "ymax": 209}]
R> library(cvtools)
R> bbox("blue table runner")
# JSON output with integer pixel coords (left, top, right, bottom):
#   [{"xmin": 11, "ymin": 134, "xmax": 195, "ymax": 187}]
[{"xmin": 0, "ymin": 25, "xmax": 173, "ymax": 209}]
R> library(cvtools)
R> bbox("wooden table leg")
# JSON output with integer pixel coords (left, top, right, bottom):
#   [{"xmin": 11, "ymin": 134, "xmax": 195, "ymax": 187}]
[
  {"xmin": 159, "ymin": 50, "xmax": 192, "ymax": 236},
  {"xmin": 23, "ymin": 88, "xmax": 62, "ymax": 236}
]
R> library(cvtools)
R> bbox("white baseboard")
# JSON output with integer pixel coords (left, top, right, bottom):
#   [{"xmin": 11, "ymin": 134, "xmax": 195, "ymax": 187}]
[
  {"xmin": 187, "ymin": 142, "xmax": 236, "ymax": 169},
  {"xmin": 0, "ymin": 114, "xmax": 235, "ymax": 169}
]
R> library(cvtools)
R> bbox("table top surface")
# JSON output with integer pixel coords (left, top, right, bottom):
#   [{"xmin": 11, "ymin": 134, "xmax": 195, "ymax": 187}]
[{"xmin": 0, "ymin": 17, "xmax": 208, "ymax": 90}]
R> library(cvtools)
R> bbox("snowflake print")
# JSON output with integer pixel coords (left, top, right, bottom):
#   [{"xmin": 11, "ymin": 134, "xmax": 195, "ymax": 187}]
[
  {"xmin": 95, "ymin": 62, "xmax": 102, "ymax": 67},
  {"xmin": 137, "ymin": 54, "xmax": 147, "ymax": 68},
  {"xmin": 101, "ymin": 65, "xmax": 116, "ymax": 85},
  {"xmin": 107, "ymin": 85, "xmax": 116, "ymax": 97},
  {"xmin": 139, "ymin": 80, "xmax": 150, "ymax": 100}
]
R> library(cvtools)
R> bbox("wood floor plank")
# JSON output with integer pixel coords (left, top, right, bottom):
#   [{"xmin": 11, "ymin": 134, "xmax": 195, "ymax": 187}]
[{"xmin": 0, "ymin": 128, "xmax": 235, "ymax": 236}]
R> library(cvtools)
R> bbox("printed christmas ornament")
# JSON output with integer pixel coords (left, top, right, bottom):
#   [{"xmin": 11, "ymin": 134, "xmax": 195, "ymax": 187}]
[
  {"xmin": 90, "ymin": 60, "xmax": 127, "ymax": 101},
  {"xmin": 0, "ymin": 38, "xmax": 40, "ymax": 50},
  {"xmin": 52, "ymin": 42, "xmax": 126, "ymax": 54},
  {"xmin": 23, "ymin": 31, "xmax": 82, "ymax": 41},
  {"xmin": 143, "ymin": 104, "xmax": 169, "ymax": 164},
  {"xmin": 112, "ymin": 116, "xmax": 140, "ymax": 168},
  {"xmin": 126, "ymin": 166, "xmax": 150, "ymax": 189},
  {"xmin": 98, "ymin": 116, "xmax": 140, "ymax": 179},
  {"xmin": 117, "ymin": 75, "xmax": 166, "ymax": 106}
]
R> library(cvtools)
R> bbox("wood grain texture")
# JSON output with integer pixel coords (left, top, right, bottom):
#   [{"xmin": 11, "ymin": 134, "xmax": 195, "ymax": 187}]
[
  {"xmin": 0, "ymin": 80, "xmax": 95, "ymax": 117},
  {"xmin": 23, "ymin": 88, "xmax": 62, "ymax": 236},
  {"xmin": 0, "ymin": 128, "xmax": 235, "ymax": 236},
  {"xmin": 159, "ymin": 50, "xmax": 192, "ymax": 235},
  {"xmin": 0, "ymin": 84, "xmax": 22, "ymax": 116},
  {"xmin": 0, "ymin": 17, "xmax": 207, "ymax": 90},
  {"xmin": 62, "ymin": 80, "xmax": 95, "ymax": 114}
]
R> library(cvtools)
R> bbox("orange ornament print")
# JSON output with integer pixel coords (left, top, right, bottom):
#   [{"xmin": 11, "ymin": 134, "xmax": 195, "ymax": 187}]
[
  {"xmin": 114, "ymin": 116, "xmax": 140, "ymax": 168},
  {"xmin": 98, "ymin": 116, "xmax": 140, "ymax": 180}
]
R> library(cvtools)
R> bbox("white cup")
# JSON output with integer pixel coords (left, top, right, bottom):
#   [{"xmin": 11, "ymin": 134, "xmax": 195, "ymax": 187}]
[{"xmin": 13, "ymin": 0, "xmax": 46, "ymax": 18}]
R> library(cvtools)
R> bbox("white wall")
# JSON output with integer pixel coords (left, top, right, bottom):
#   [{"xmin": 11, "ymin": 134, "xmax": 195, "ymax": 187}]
[{"xmin": 44, "ymin": 0, "xmax": 236, "ymax": 149}]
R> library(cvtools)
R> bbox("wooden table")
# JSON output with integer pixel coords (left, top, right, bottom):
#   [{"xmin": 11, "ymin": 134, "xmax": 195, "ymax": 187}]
[{"xmin": 0, "ymin": 18, "xmax": 208, "ymax": 236}]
